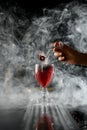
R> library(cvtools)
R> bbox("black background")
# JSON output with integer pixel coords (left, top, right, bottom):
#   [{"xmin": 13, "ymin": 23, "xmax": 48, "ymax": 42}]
[{"xmin": 0, "ymin": 0, "xmax": 87, "ymax": 17}]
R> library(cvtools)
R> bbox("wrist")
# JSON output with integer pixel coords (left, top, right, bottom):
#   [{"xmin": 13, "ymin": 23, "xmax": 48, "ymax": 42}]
[{"xmin": 76, "ymin": 52, "xmax": 87, "ymax": 66}]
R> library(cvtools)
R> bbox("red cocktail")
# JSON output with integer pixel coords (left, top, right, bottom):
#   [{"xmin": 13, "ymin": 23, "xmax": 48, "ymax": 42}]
[
  {"xmin": 35, "ymin": 63, "xmax": 54, "ymax": 101},
  {"xmin": 35, "ymin": 64, "xmax": 54, "ymax": 88}
]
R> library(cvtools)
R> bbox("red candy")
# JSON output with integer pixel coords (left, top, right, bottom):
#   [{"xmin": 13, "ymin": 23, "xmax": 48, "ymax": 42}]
[
  {"xmin": 40, "ymin": 55, "xmax": 45, "ymax": 61},
  {"xmin": 38, "ymin": 54, "xmax": 46, "ymax": 61}
]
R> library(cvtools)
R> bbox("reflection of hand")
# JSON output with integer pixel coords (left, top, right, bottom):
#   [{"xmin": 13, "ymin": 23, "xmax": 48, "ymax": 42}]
[{"xmin": 53, "ymin": 41, "xmax": 82, "ymax": 65}]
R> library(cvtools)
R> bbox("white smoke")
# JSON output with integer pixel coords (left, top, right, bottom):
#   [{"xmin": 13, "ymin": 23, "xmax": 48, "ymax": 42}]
[{"xmin": 0, "ymin": 2, "xmax": 87, "ymax": 113}]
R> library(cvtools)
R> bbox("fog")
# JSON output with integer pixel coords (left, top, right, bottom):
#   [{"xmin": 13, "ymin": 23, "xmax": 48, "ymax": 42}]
[{"xmin": 0, "ymin": 2, "xmax": 87, "ymax": 115}]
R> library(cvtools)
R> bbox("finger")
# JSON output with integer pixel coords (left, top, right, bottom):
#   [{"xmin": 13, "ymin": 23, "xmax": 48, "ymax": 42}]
[
  {"xmin": 53, "ymin": 41, "xmax": 64, "ymax": 52},
  {"xmin": 53, "ymin": 47, "xmax": 62, "ymax": 52},
  {"xmin": 54, "ymin": 52, "xmax": 62, "ymax": 57},
  {"xmin": 58, "ymin": 56, "xmax": 65, "ymax": 61},
  {"xmin": 53, "ymin": 41, "xmax": 63, "ymax": 48}
]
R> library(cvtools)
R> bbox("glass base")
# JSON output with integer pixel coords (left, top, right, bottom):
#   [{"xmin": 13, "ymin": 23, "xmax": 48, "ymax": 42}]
[{"xmin": 35, "ymin": 87, "xmax": 55, "ymax": 106}]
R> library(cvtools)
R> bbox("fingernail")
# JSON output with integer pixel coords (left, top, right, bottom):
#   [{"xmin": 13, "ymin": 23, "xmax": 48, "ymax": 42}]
[
  {"xmin": 58, "ymin": 56, "xmax": 65, "ymax": 61},
  {"xmin": 54, "ymin": 52, "xmax": 58, "ymax": 57},
  {"xmin": 59, "ymin": 41, "xmax": 64, "ymax": 48}
]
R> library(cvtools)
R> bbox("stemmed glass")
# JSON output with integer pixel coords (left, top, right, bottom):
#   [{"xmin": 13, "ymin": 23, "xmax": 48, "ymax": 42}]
[{"xmin": 35, "ymin": 63, "xmax": 54, "ymax": 103}]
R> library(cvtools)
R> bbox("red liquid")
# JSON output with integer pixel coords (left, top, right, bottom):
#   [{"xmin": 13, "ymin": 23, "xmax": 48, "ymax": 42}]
[
  {"xmin": 35, "ymin": 65, "xmax": 53, "ymax": 88},
  {"xmin": 36, "ymin": 114, "xmax": 54, "ymax": 130}
]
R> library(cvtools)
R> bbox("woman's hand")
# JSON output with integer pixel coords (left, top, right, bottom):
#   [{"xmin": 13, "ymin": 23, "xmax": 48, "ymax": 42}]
[{"xmin": 53, "ymin": 41, "xmax": 83, "ymax": 65}]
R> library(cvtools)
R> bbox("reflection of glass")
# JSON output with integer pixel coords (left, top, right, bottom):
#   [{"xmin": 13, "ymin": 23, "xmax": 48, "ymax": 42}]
[
  {"xmin": 24, "ymin": 103, "xmax": 80, "ymax": 130},
  {"xmin": 35, "ymin": 63, "xmax": 54, "ymax": 102},
  {"xmin": 36, "ymin": 114, "xmax": 54, "ymax": 130}
]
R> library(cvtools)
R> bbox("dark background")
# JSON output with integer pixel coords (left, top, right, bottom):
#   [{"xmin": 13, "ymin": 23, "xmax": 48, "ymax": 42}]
[{"xmin": 0, "ymin": 0, "xmax": 87, "ymax": 17}]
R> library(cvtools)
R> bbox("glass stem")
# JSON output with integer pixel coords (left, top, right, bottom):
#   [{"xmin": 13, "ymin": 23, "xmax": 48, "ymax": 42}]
[{"xmin": 41, "ymin": 87, "xmax": 49, "ymax": 102}]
